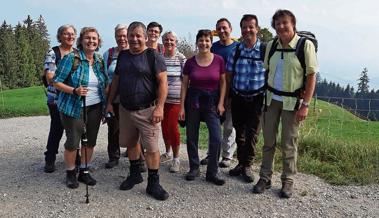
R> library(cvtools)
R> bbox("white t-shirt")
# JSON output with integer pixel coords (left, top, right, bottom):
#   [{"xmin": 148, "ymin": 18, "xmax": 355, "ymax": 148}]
[{"xmin": 85, "ymin": 66, "xmax": 101, "ymax": 106}]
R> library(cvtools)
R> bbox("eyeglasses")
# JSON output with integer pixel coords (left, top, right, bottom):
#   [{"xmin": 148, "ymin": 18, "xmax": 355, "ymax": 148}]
[{"xmin": 62, "ymin": 32, "xmax": 76, "ymax": 37}]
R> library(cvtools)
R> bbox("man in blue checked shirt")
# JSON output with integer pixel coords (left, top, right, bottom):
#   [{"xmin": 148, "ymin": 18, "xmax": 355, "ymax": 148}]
[{"xmin": 225, "ymin": 14, "xmax": 266, "ymax": 184}]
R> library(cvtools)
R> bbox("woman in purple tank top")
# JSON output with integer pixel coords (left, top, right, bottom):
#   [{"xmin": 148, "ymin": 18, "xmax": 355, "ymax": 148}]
[{"xmin": 179, "ymin": 29, "xmax": 226, "ymax": 186}]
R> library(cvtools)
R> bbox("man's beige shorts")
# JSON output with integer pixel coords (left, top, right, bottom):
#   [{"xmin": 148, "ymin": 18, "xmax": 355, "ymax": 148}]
[{"xmin": 119, "ymin": 105, "xmax": 160, "ymax": 152}]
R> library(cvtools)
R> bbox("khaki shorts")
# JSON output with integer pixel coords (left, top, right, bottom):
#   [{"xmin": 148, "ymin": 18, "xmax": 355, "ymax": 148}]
[{"xmin": 119, "ymin": 105, "xmax": 160, "ymax": 152}]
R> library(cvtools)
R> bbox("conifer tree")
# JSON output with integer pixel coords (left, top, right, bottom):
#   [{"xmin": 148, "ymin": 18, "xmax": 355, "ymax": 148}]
[
  {"xmin": 0, "ymin": 21, "xmax": 18, "ymax": 89},
  {"xmin": 15, "ymin": 23, "xmax": 35, "ymax": 87}
]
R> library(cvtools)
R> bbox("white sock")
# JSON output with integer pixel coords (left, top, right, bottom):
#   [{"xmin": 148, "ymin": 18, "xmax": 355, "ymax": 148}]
[{"xmin": 173, "ymin": 157, "xmax": 179, "ymax": 162}]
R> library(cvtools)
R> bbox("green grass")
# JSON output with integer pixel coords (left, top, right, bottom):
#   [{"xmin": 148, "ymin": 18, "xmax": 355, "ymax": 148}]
[
  {"xmin": 0, "ymin": 86, "xmax": 48, "ymax": 118},
  {"xmin": 2, "ymin": 86, "xmax": 379, "ymax": 185},
  {"xmin": 181, "ymin": 99, "xmax": 379, "ymax": 185}
]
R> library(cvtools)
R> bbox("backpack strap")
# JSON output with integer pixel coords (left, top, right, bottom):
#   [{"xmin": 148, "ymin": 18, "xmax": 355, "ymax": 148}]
[
  {"xmin": 295, "ymin": 37, "xmax": 307, "ymax": 89},
  {"xmin": 52, "ymin": 46, "xmax": 61, "ymax": 65},
  {"xmin": 259, "ymin": 42, "xmax": 266, "ymax": 61},
  {"xmin": 146, "ymin": 48, "xmax": 156, "ymax": 74},
  {"xmin": 232, "ymin": 43, "xmax": 241, "ymax": 75},
  {"xmin": 106, "ymin": 47, "xmax": 114, "ymax": 69}
]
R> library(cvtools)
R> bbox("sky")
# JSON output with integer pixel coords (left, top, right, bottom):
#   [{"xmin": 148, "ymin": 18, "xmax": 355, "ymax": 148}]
[{"xmin": 1, "ymin": 0, "xmax": 379, "ymax": 90}]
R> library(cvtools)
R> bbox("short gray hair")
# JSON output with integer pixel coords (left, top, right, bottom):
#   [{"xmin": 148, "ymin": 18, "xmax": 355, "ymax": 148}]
[
  {"xmin": 56, "ymin": 24, "xmax": 77, "ymax": 43},
  {"xmin": 127, "ymin": 21, "xmax": 147, "ymax": 38},
  {"xmin": 114, "ymin": 24, "xmax": 128, "ymax": 36},
  {"xmin": 162, "ymin": 31, "xmax": 178, "ymax": 43}
]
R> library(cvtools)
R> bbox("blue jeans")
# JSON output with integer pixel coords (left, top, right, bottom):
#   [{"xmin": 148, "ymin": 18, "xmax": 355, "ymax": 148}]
[
  {"xmin": 44, "ymin": 103, "xmax": 64, "ymax": 163},
  {"xmin": 186, "ymin": 106, "xmax": 221, "ymax": 176}
]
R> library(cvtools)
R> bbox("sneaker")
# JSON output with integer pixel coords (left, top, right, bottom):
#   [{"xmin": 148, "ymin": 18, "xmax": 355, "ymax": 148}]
[
  {"xmin": 105, "ymin": 160, "xmax": 119, "ymax": 169},
  {"xmin": 66, "ymin": 169, "xmax": 79, "ymax": 189},
  {"xmin": 252, "ymin": 178, "xmax": 272, "ymax": 194},
  {"xmin": 44, "ymin": 161, "xmax": 55, "ymax": 173},
  {"xmin": 219, "ymin": 158, "xmax": 231, "ymax": 168},
  {"xmin": 200, "ymin": 156, "xmax": 209, "ymax": 165},
  {"xmin": 78, "ymin": 168, "xmax": 97, "ymax": 186},
  {"xmin": 146, "ymin": 174, "xmax": 169, "ymax": 201},
  {"xmin": 160, "ymin": 153, "xmax": 172, "ymax": 163},
  {"xmin": 279, "ymin": 181, "xmax": 293, "ymax": 198},
  {"xmin": 119, "ymin": 173, "xmax": 143, "ymax": 190},
  {"xmin": 206, "ymin": 174, "xmax": 225, "ymax": 186},
  {"xmin": 242, "ymin": 166, "xmax": 255, "ymax": 183},
  {"xmin": 185, "ymin": 168, "xmax": 200, "ymax": 181},
  {"xmin": 229, "ymin": 164, "xmax": 244, "ymax": 176},
  {"xmin": 169, "ymin": 159, "xmax": 180, "ymax": 173}
]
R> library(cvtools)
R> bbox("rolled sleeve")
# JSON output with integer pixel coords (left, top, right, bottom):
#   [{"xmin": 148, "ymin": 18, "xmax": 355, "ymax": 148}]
[{"xmin": 304, "ymin": 40, "xmax": 319, "ymax": 75}]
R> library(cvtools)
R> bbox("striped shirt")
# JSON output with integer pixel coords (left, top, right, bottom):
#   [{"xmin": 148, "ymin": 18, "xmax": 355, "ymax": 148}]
[
  {"xmin": 53, "ymin": 50, "xmax": 108, "ymax": 119},
  {"xmin": 164, "ymin": 51, "xmax": 186, "ymax": 104},
  {"xmin": 226, "ymin": 40, "xmax": 265, "ymax": 93},
  {"xmin": 43, "ymin": 48, "xmax": 59, "ymax": 104}
]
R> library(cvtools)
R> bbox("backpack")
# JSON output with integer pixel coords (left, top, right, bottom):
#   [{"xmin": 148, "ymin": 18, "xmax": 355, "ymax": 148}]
[{"xmin": 266, "ymin": 31, "xmax": 318, "ymax": 98}]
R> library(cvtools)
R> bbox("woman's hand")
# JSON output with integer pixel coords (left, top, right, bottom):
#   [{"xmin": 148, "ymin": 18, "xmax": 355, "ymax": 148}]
[
  {"xmin": 74, "ymin": 85, "xmax": 88, "ymax": 96},
  {"xmin": 178, "ymin": 106, "xmax": 185, "ymax": 121},
  {"xmin": 217, "ymin": 103, "xmax": 225, "ymax": 116}
]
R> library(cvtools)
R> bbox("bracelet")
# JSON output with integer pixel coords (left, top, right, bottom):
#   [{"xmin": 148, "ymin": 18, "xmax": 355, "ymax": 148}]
[
  {"xmin": 302, "ymin": 101, "xmax": 309, "ymax": 108},
  {"xmin": 72, "ymin": 87, "xmax": 77, "ymax": 96}
]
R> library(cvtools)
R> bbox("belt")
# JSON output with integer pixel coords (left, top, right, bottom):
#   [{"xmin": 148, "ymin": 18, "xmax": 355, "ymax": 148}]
[{"xmin": 124, "ymin": 101, "xmax": 156, "ymax": 111}]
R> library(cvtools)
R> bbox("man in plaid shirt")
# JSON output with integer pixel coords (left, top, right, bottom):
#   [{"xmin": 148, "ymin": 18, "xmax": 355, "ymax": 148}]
[{"xmin": 225, "ymin": 14, "xmax": 265, "ymax": 183}]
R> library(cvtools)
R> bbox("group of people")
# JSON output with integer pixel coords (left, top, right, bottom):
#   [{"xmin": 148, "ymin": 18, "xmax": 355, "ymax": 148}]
[{"xmin": 42, "ymin": 8, "xmax": 318, "ymax": 201}]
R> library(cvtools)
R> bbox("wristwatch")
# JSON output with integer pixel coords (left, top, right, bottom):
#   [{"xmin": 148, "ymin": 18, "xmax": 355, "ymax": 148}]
[{"xmin": 302, "ymin": 101, "xmax": 309, "ymax": 108}]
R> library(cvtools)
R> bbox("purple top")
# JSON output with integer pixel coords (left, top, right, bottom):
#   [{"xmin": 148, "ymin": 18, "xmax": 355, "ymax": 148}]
[{"xmin": 183, "ymin": 54, "xmax": 225, "ymax": 91}]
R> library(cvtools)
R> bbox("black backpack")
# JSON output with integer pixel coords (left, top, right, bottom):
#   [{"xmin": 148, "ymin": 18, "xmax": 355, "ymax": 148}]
[{"xmin": 266, "ymin": 31, "xmax": 318, "ymax": 98}]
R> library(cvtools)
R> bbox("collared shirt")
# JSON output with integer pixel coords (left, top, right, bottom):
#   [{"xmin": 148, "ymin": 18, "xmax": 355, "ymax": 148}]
[
  {"xmin": 54, "ymin": 50, "xmax": 108, "ymax": 119},
  {"xmin": 226, "ymin": 40, "xmax": 265, "ymax": 93},
  {"xmin": 264, "ymin": 33, "xmax": 319, "ymax": 111}
]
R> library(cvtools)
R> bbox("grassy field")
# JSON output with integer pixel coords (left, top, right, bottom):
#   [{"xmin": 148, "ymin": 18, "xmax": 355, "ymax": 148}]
[
  {"xmin": 0, "ymin": 86, "xmax": 48, "ymax": 118},
  {"xmin": 1, "ymin": 86, "xmax": 378, "ymax": 185}
]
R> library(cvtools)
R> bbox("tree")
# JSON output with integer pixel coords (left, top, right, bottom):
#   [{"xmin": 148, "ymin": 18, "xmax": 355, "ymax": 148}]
[
  {"xmin": 258, "ymin": 27, "xmax": 273, "ymax": 43},
  {"xmin": 177, "ymin": 34, "xmax": 196, "ymax": 58},
  {"xmin": 15, "ymin": 23, "xmax": 35, "ymax": 87},
  {"xmin": 0, "ymin": 21, "xmax": 18, "ymax": 89},
  {"xmin": 357, "ymin": 67, "xmax": 369, "ymax": 96}
]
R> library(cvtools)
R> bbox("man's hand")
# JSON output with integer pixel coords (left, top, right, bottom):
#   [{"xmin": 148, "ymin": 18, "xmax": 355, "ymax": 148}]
[
  {"xmin": 296, "ymin": 105, "xmax": 308, "ymax": 122},
  {"xmin": 151, "ymin": 104, "xmax": 164, "ymax": 123}
]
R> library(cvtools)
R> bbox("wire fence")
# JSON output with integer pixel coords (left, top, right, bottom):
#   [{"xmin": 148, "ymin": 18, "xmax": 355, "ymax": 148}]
[{"xmin": 304, "ymin": 95, "xmax": 379, "ymax": 144}]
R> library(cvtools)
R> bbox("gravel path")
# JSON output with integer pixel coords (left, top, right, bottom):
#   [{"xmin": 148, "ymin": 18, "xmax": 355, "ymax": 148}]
[{"xmin": 0, "ymin": 116, "xmax": 378, "ymax": 218}]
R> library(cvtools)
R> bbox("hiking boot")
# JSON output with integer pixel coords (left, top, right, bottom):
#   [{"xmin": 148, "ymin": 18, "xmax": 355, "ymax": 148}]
[
  {"xmin": 185, "ymin": 168, "xmax": 200, "ymax": 181},
  {"xmin": 252, "ymin": 178, "xmax": 272, "ymax": 194},
  {"xmin": 105, "ymin": 159, "xmax": 119, "ymax": 169},
  {"xmin": 206, "ymin": 174, "xmax": 225, "ymax": 186},
  {"xmin": 219, "ymin": 158, "xmax": 231, "ymax": 168},
  {"xmin": 229, "ymin": 164, "xmax": 244, "ymax": 176},
  {"xmin": 44, "ymin": 161, "xmax": 55, "ymax": 173},
  {"xmin": 279, "ymin": 182, "xmax": 293, "ymax": 198},
  {"xmin": 66, "ymin": 169, "xmax": 79, "ymax": 189},
  {"xmin": 78, "ymin": 168, "xmax": 97, "ymax": 186},
  {"xmin": 146, "ymin": 174, "xmax": 169, "ymax": 201},
  {"xmin": 200, "ymin": 156, "xmax": 209, "ymax": 165},
  {"xmin": 169, "ymin": 159, "xmax": 180, "ymax": 173},
  {"xmin": 120, "ymin": 168, "xmax": 143, "ymax": 190},
  {"xmin": 139, "ymin": 160, "xmax": 147, "ymax": 173},
  {"xmin": 242, "ymin": 166, "xmax": 255, "ymax": 183},
  {"xmin": 160, "ymin": 153, "xmax": 172, "ymax": 163}
]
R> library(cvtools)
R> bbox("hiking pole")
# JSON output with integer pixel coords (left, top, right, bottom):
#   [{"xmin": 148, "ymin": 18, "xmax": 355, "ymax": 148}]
[{"xmin": 81, "ymin": 96, "xmax": 90, "ymax": 204}]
